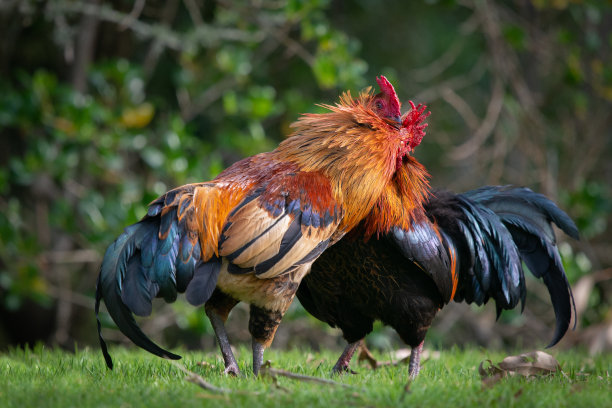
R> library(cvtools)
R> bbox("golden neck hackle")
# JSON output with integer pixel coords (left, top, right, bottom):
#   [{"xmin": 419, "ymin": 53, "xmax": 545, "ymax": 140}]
[
  {"xmin": 360, "ymin": 156, "xmax": 430, "ymax": 238},
  {"xmin": 274, "ymin": 89, "xmax": 404, "ymax": 233}
]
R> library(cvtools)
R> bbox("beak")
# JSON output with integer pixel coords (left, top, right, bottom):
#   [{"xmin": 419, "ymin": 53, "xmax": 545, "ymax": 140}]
[{"xmin": 390, "ymin": 115, "xmax": 402, "ymax": 129}]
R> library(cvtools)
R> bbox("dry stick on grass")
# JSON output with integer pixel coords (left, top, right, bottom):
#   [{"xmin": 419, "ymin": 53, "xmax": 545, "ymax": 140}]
[
  {"xmin": 260, "ymin": 361, "xmax": 353, "ymax": 388},
  {"xmin": 169, "ymin": 360, "xmax": 259, "ymax": 396}
]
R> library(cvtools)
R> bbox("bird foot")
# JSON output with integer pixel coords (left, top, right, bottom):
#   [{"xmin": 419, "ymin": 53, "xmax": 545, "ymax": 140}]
[
  {"xmin": 331, "ymin": 340, "xmax": 362, "ymax": 375},
  {"xmin": 331, "ymin": 364, "xmax": 358, "ymax": 376},
  {"xmin": 223, "ymin": 363, "xmax": 242, "ymax": 377}
]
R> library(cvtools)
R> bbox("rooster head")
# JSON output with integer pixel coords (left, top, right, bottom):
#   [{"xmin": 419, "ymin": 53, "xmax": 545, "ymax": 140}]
[
  {"xmin": 372, "ymin": 77, "xmax": 430, "ymax": 169},
  {"xmin": 373, "ymin": 76, "xmax": 402, "ymax": 128}
]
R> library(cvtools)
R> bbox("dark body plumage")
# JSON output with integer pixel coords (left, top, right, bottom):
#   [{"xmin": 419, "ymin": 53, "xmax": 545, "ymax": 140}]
[
  {"xmin": 299, "ymin": 236, "xmax": 442, "ymax": 347},
  {"xmin": 297, "ymin": 186, "xmax": 579, "ymax": 377}
]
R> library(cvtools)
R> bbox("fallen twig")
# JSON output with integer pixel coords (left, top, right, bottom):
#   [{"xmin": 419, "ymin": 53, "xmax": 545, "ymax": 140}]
[
  {"xmin": 260, "ymin": 360, "xmax": 352, "ymax": 388},
  {"xmin": 169, "ymin": 360, "xmax": 258, "ymax": 395}
]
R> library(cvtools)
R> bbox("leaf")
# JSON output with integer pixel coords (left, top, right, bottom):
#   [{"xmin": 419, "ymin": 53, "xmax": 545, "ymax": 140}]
[
  {"xmin": 120, "ymin": 103, "xmax": 154, "ymax": 128},
  {"xmin": 479, "ymin": 351, "xmax": 561, "ymax": 387},
  {"xmin": 498, "ymin": 351, "xmax": 561, "ymax": 376},
  {"xmin": 478, "ymin": 359, "xmax": 506, "ymax": 387}
]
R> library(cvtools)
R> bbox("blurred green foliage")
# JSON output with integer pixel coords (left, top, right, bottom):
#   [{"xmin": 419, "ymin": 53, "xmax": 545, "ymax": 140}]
[
  {"xmin": 0, "ymin": 0, "xmax": 369, "ymax": 345},
  {"xmin": 0, "ymin": 0, "xmax": 610, "ymax": 350},
  {"xmin": 561, "ymin": 180, "xmax": 611, "ymax": 240}
]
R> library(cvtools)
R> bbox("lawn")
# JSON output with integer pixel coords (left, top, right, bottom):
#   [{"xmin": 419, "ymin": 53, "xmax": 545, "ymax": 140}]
[{"xmin": 1, "ymin": 345, "xmax": 610, "ymax": 408}]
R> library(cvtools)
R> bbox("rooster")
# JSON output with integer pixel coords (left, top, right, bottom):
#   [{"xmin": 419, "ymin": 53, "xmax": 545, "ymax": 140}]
[
  {"xmin": 95, "ymin": 76, "xmax": 432, "ymax": 376},
  {"xmin": 297, "ymin": 186, "xmax": 578, "ymax": 378}
]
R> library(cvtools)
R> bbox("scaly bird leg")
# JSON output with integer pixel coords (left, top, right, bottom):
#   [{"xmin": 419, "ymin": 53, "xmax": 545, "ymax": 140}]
[
  {"xmin": 206, "ymin": 310, "xmax": 240, "ymax": 376},
  {"xmin": 408, "ymin": 341, "xmax": 424, "ymax": 379},
  {"xmin": 249, "ymin": 304, "xmax": 283, "ymax": 376},
  {"xmin": 204, "ymin": 290, "xmax": 240, "ymax": 376},
  {"xmin": 248, "ymin": 266, "xmax": 308, "ymax": 376},
  {"xmin": 252, "ymin": 338, "xmax": 265, "ymax": 376},
  {"xmin": 331, "ymin": 340, "xmax": 362, "ymax": 375}
]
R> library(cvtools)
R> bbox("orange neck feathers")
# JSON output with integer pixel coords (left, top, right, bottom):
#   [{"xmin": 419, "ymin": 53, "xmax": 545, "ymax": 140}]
[
  {"xmin": 359, "ymin": 155, "xmax": 430, "ymax": 238},
  {"xmin": 273, "ymin": 88, "xmax": 406, "ymax": 233}
]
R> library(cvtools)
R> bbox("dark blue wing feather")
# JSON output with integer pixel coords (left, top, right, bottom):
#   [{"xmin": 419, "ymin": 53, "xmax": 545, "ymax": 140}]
[
  {"xmin": 121, "ymin": 251, "xmax": 156, "ymax": 316},
  {"xmin": 185, "ymin": 257, "xmax": 222, "ymax": 306},
  {"xmin": 176, "ymin": 237, "xmax": 200, "ymax": 293},
  {"xmin": 391, "ymin": 221, "xmax": 454, "ymax": 302}
]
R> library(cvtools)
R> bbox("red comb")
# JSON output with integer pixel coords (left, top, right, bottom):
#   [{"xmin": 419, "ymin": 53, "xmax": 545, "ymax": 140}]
[
  {"xmin": 403, "ymin": 100, "xmax": 430, "ymax": 149},
  {"xmin": 376, "ymin": 75, "xmax": 401, "ymax": 117}
]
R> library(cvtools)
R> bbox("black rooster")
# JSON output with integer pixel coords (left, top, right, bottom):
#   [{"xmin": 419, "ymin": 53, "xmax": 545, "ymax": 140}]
[{"xmin": 297, "ymin": 186, "xmax": 578, "ymax": 377}]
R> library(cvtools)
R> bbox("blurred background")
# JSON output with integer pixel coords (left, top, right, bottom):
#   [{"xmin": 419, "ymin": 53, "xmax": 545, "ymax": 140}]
[{"xmin": 1, "ymin": 0, "xmax": 610, "ymax": 357}]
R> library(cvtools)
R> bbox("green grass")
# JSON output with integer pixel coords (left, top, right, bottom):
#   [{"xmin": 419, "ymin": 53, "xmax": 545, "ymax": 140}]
[{"xmin": 1, "ymin": 345, "xmax": 610, "ymax": 408}]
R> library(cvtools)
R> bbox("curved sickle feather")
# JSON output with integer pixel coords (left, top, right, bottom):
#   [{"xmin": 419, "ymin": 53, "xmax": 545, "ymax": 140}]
[
  {"xmin": 96, "ymin": 230, "xmax": 181, "ymax": 369},
  {"xmin": 463, "ymin": 185, "xmax": 578, "ymax": 346}
]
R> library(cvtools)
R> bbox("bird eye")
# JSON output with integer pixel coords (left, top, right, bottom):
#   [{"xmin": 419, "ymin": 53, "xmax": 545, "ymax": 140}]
[{"xmin": 375, "ymin": 100, "xmax": 384, "ymax": 110}]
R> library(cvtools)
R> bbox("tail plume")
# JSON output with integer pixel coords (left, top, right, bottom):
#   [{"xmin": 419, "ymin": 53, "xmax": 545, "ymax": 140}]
[
  {"xmin": 464, "ymin": 186, "xmax": 578, "ymax": 347},
  {"xmin": 96, "ymin": 186, "xmax": 215, "ymax": 368},
  {"xmin": 96, "ymin": 221, "xmax": 182, "ymax": 369}
]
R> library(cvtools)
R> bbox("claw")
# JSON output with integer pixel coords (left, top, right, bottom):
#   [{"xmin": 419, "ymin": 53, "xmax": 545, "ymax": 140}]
[
  {"xmin": 331, "ymin": 365, "xmax": 358, "ymax": 376},
  {"xmin": 331, "ymin": 340, "xmax": 362, "ymax": 375},
  {"xmin": 223, "ymin": 363, "xmax": 242, "ymax": 377}
]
